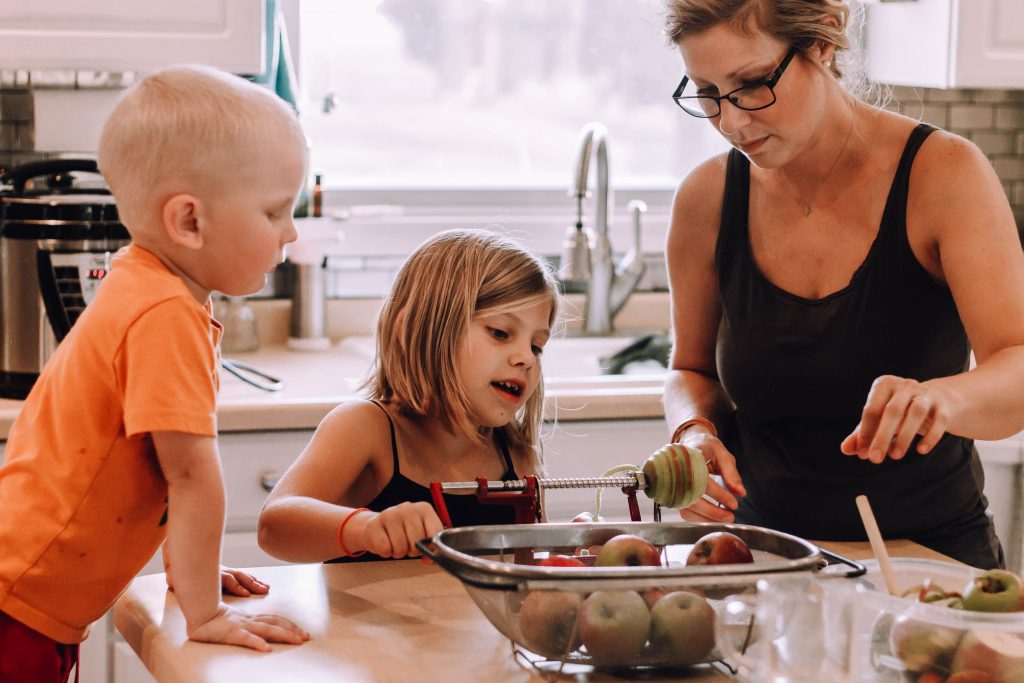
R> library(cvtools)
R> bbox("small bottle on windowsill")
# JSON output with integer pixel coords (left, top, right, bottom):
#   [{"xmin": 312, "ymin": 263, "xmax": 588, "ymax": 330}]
[{"xmin": 312, "ymin": 173, "xmax": 323, "ymax": 218}]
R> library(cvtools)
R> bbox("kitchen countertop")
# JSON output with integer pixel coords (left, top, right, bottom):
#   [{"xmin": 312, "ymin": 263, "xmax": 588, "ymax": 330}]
[
  {"xmin": 113, "ymin": 539, "xmax": 957, "ymax": 683},
  {"xmin": 0, "ymin": 334, "xmax": 668, "ymax": 439}
]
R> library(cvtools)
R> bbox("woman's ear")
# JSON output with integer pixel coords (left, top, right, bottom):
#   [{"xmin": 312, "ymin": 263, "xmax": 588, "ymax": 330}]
[{"xmin": 161, "ymin": 194, "xmax": 204, "ymax": 250}]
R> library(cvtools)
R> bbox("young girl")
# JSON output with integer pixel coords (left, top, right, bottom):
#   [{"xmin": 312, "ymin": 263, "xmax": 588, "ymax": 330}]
[{"xmin": 257, "ymin": 229, "xmax": 559, "ymax": 562}]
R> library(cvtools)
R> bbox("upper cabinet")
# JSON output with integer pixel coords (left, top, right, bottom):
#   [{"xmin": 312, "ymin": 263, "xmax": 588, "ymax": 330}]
[
  {"xmin": 867, "ymin": 0, "xmax": 1024, "ymax": 89},
  {"xmin": 0, "ymin": 0, "xmax": 264, "ymax": 74}
]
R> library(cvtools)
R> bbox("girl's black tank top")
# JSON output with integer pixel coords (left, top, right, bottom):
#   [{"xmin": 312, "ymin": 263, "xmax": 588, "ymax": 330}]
[
  {"xmin": 326, "ymin": 400, "xmax": 518, "ymax": 563},
  {"xmin": 715, "ymin": 123, "xmax": 998, "ymax": 565}
]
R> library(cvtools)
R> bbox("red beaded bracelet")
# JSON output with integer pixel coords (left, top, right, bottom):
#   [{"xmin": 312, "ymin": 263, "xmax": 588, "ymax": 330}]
[
  {"xmin": 337, "ymin": 507, "xmax": 371, "ymax": 557},
  {"xmin": 671, "ymin": 416, "xmax": 718, "ymax": 444}
]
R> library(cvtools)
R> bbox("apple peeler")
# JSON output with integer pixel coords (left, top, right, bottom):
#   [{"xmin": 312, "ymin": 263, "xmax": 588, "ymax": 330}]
[{"xmin": 428, "ymin": 472, "xmax": 654, "ymax": 529}]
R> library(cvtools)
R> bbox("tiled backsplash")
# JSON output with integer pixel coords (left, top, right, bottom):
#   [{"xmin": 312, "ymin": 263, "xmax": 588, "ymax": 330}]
[{"xmin": 883, "ymin": 86, "xmax": 1024, "ymax": 224}]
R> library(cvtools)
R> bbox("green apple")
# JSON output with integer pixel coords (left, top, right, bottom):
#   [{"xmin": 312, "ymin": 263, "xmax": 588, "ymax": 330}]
[
  {"xmin": 594, "ymin": 534, "xmax": 662, "ymax": 568},
  {"xmin": 517, "ymin": 589, "xmax": 583, "ymax": 658},
  {"xmin": 962, "ymin": 569, "xmax": 1024, "ymax": 613},
  {"xmin": 646, "ymin": 591, "xmax": 716, "ymax": 665},
  {"xmin": 888, "ymin": 615, "xmax": 964, "ymax": 674},
  {"xmin": 577, "ymin": 590, "xmax": 651, "ymax": 665}
]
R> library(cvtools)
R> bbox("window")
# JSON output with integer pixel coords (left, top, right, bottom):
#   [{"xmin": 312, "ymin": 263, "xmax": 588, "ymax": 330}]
[{"xmin": 296, "ymin": 0, "xmax": 729, "ymax": 193}]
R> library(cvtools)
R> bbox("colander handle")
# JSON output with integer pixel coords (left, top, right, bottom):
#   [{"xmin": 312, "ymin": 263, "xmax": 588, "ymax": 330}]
[
  {"xmin": 414, "ymin": 537, "xmax": 522, "ymax": 591},
  {"xmin": 818, "ymin": 548, "xmax": 867, "ymax": 578}
]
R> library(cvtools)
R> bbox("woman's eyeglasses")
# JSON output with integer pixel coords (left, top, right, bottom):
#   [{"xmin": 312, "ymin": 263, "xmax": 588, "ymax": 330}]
[{"xmin": 672, "ymin": 46, "xmax": 799, "ymax": 119}]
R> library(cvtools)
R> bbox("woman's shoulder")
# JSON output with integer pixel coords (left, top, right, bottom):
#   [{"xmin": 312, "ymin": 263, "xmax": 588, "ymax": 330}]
[
  {"xmin": 870, "ymin": 110, "xmax": 989, "ymax": 183},
  {"xmin": 668, "ymin": 152, "xmax": 730, "ymax": 250},
  {"xmin": 674, "ymin": 152, "xmax": 730, "ymax": 205}
]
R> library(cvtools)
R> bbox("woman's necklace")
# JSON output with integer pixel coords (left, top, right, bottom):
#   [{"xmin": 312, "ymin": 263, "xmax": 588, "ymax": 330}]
[{"xmin": 787, "ymin": 114, "xmax": 856, "ymax": 218}]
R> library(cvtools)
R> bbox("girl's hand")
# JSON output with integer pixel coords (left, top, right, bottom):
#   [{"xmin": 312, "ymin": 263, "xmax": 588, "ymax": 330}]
[
  {"xmin": 675, "ymin": 431, "xmax": 747, "ymax": 523},
  {"xmin": 348, "ymin": 502, "xmax": 444, "ymax": 559},
  {"xmin": 841, "ymin": 375, "xmax": 959, "ymax": 464},
  {"xmin": 220, "ymin": 567, "xmax": 270, "ymax": 597},
  {"xmin": 187, "ymin": 603, "xmax": 310, "ymax": 652}
]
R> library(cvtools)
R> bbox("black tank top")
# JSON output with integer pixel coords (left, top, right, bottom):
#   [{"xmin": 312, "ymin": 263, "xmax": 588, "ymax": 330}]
[
  {"xmin": 716, "ymin": 124, "xmax": 997, "ymax": 563},
  {"xmin": 326, "ymin": 400, "xmax": 518, "ymax": 563}
]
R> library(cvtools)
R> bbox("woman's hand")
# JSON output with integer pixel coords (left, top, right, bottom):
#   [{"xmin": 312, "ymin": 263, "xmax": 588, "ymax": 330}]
[
  {"xmin": 675, "ymin": 430, "xmax": 747, "ymax": 523},
  {"xmin": 841, "ymin": 375, "xmax": 961, "ymax": 463},
  {"xmin": 345, "ymin": 502, "xmax": 444, "ymax": 559}
]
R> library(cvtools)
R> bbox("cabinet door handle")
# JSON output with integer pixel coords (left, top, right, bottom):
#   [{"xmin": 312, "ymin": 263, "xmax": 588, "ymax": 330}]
[{"xmin": 260, "ymin": 471, "xmax": 280, "ymax": 492}]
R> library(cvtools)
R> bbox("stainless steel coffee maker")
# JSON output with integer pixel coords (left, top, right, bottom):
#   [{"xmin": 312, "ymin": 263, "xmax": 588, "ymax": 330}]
[{"xmin": 0, "ymin": 159, "xmax": 130, "ymax": 399}]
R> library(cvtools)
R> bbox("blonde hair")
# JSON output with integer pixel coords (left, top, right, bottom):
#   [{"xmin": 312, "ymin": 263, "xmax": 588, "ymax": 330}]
[
  {"xmin": 366, "ymin": 229, "xmax": 559, "ymax": 471},
  {"xmin": 664, "ymin": 0, "xmax": 852, "ymax": 80},
  {"xmin": 97, "ymin": 64, "xmax": 305, "ymax": 232}
]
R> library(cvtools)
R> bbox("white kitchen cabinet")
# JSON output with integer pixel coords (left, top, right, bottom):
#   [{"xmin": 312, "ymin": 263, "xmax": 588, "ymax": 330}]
[
  {"xmin": 867, "ymin": 0, "xmax": 1024, "ymax": 88},
  {"xmin": 0, "ymin": 0, "xmax": 264, "ymax": 73}
]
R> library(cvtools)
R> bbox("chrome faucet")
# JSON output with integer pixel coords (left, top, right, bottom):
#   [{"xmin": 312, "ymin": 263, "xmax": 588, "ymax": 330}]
[{"xmin": 560, "ymin": 122, "xmax": 646, "ymax": 335}]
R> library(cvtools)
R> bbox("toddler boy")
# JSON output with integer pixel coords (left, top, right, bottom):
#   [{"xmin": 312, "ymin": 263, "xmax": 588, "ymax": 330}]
[{"xmin": 0, "ymin": 64, "xmax": 311, "ymax": 682}]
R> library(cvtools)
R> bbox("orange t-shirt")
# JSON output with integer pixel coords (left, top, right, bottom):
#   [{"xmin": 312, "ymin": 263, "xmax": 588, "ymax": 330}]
[{"xmin": 0, "ymin": 244, "xmax": 222, "ymax": 644}]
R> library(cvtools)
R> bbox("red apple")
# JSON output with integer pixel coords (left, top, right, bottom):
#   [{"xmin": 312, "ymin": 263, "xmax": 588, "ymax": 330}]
[
  {"xmin": 686, "ymin": 531, "xmax": 754, "ymax": 566},
  {"xmin": 962, "ymin": 569, "xmax": 1024, "ymax": 613},
  {"xmin": 951, "ymin": 629, "xmax": 1024, "ymax": 681},
  {"xmin": 537, "ymin": 555, "xmax": 586, "ymax": 568},
  {"xmin": 918, "ymin": 673, "xmax": 948, "ymax": 683},
  {"xmin": 594, "ymin": 534, "xmax": 662, "ymax": 568},
  {"xmin": 889, "ymin": 615, "xmax": 965, "ymax": 675},
  {"xmin": 646, "ymin": 591, "xmax": 716, "ymax": 665},
  {"xmin": 577, "ymin": 590, "xmax": 651, "ymax": 665},
  {"xmin": 517, "ymin": 589, "xmax": 583, "ymax": 658}
]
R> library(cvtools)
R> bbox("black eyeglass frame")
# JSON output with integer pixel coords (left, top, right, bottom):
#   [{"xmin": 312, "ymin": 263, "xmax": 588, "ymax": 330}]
[{"xmin": 672, "ymin": 46, "xmax": 800, "ymax": 118}]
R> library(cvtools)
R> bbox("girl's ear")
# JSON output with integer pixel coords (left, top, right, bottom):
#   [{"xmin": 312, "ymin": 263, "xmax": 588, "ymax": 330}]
[{"xmin": 161, "ymin": 193, "xmax": 204, "ymax": 250}]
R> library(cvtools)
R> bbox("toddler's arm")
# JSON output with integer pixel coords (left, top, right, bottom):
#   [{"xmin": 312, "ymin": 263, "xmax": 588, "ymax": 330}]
[
  {"xmin": 163, "ymin": 544, "xmax": 269, "ymax": 597},
  {"xmin": 153, "ymin": 431, "xmax": 309, "ymax": 651}
]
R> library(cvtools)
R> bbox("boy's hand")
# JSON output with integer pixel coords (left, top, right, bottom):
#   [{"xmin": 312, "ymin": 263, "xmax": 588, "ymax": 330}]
[
  {"xmin": 165, "ymin": 564, "xmax": 270, "ymax": 597},
  {"xmin": 347, "ymin": 502, "xmax": 444, "ymax": 559},
  {"xmin": 220, "ymin": 567, "xmax": 270, "ymax": 597},
  {"xmin": 187, "ymin": 603, "xmax": 310, "ymax": 652}
]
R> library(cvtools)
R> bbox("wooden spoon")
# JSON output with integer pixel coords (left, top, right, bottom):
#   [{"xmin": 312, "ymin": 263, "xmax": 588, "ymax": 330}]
[{"xmin": 856, "ymin": 494, "xmax": 899, "ymax": 596}]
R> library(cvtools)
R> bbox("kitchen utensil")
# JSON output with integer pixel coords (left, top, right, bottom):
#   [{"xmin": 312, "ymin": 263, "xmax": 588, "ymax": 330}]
[
  {"xmin": 856, "ymin": 494, "xmax": 899, "ymax": 596},
  {"xmin": 416, "ymin": 522, "xmax": 865, "ymax": 673},
  {"xmin": 0, "ymin": 158, "xmax": 130, "ymax": 398},
  {"xmin": 221, "ymin": 358, "xmax": 284, "ymax": 392}
]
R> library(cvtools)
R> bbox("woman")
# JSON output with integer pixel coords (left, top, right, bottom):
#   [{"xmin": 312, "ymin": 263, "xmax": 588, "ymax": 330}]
[{"xmin": 661, "ymin": 0, "xmax": 1024, "ymax": 567}]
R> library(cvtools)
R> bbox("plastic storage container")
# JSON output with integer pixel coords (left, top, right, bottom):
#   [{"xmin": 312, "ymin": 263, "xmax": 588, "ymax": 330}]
[{"xmin": 833, "ymin": 558, "xmax": 1024, "ymax": 683}]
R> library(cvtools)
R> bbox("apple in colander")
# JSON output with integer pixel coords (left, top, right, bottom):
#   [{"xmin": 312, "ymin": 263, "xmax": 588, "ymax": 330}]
[
  {"xmin": 577, "ymin": 590, "xmax": 651, "ymax": 665},
  {"xmin": 646, "ymin": 590, "xmax": 716, "ymax": 665},
  {"xmin": 516, "ymin": 589, "xmax": 583, "ymax": 658}
]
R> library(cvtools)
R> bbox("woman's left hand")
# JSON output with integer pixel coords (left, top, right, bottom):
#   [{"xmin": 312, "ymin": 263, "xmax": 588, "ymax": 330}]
[{"xmin": 841, "ymin": 375, "xmax": 960, "ymax": 463}]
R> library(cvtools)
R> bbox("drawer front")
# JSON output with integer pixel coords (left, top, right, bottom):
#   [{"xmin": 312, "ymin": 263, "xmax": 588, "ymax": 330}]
[{"xmin": 220, "ymin": 430, "xmax": 314, "ymax": 532}]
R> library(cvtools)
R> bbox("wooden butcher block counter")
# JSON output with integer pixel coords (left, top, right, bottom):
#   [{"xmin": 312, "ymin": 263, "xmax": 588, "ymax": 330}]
[{"xmin": 114, "ymin": 540, "xmax": 956, "ymax": 683}]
